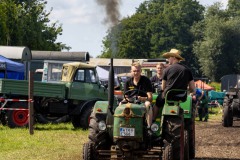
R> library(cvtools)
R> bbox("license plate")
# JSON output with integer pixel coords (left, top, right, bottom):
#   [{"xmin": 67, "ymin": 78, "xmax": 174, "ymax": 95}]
[{"xmin": 120, "ymin": 127, "xmax": 135, "ymax": 136}]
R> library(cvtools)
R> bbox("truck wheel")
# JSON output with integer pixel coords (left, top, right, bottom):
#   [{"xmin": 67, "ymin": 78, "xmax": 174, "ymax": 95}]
[
  {"xmin": 80, "ymin": 106, "xmax": 93, "ymax": 129},
  {"xmin": 72, "ymin": 106, "xmax": 92, "ymax": 129},
  {"xmin": 36, "ymin": 114, "xmax": 69, "ymax": 124},
  {"xmin": 162, "ymin": 144, "xmax": 173, "ymax": 160},
  {"xmin": 82, "ymin": 142, "xmax": 96, "ymax": 160},
  {"xmin": 6, "ymin": 102, "xmax": 28, "ymax": 128},
  {"xmin": 163, "ymin": 115, "xmax": 184, "ymax": 160},
  {"xmin": 0, "ymin": 112, "xmax": 7, "ymax": 125},
  {"xmin": 184, "ymin": 130, "xmax": 189, "ymax": 160},
  {"xmin": 222, "ymin": 97, "xmax": 233, "ymax": 127}
]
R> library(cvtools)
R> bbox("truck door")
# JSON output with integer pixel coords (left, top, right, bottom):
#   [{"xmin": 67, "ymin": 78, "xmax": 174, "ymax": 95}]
[{"xmin": 68, "ymin": 68, "xmax": 108, "ymax": 100}]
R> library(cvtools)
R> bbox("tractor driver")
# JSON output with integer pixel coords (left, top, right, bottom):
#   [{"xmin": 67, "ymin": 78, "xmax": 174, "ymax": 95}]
[
  {"xmin": 153, "ymin": 49, "xmax": 195, "ymax": 121},
  {"xmin": 123, "ymin": 62, "xmax": 153, "ymax": 128}
]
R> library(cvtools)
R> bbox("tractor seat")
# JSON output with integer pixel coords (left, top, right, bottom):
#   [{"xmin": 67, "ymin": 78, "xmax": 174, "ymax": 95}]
[{"xmin": 166, "ymin": 91, "xmax": 187, "ymax": 102}]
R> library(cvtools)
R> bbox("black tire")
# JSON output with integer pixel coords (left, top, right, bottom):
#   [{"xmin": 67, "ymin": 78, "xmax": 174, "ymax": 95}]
[
  {"xmin": 0, "ymin": 112, "xmax": 7, "ymax": 125},
  {"xmin": 36, "ymin": 98, "xmax": 69, "ymax": 124},
  {"xmin": 72, "ymin": 105, "xmax": 93, "ymax": 129},
  {"xmin": 184, "ymin": 130, "xmax": 189, "ymax": 160},
  {"xmin": 71, "ymin": 115, "xmax": 81, "ymax": 128},
  {"xmin": 6, "ymin": 102, "xmax": 28, "ymax": 128},
  {"xmin": 162, "ymin": 115, "xmax": 184, "ymax": 160},
  {"xmin": 88, "ymin": 111, "xmax": 111, "ymax": 156},
  {"xmin": 162, "ymin": 144, "xmax": 173, "ymax": 160},
  {"xmin": 82, "ymin": 142, "xmax": 95, "ymax": 160},
  {"xmin": 36, "ymin": 114, "xmax": 70, "ymax": 124},
  {"xmin": 185, "ymin": 108, "xmax": 195, "ymax": 159},
  {"xmin": 222, "ymin": 97, "xmax": 233, "ymax": 127}
]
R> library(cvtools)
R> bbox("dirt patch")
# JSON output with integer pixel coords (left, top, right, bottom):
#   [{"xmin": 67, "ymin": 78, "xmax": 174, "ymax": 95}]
[{"xmin": 195, "ymin": 117, "xmax": 240, "ymax": 160}]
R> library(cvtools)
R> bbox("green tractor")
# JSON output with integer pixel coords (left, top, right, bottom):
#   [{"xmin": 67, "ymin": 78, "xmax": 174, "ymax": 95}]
[{"xmin": 83, "ymin": 59, "xmax": 195, "ymax": 159}]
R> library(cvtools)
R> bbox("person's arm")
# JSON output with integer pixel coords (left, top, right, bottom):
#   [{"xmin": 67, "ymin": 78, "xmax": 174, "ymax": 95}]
[
  {"xmin": 188, "ymin": 80, "xmax": 195, "ymax": 94},
  {"xmin": 147, "ymin": 92, "xmax": 152, "ymax": 102},
  {"xmin": 199, "ymin": 90, "xmax": 204, "ymax": 101},
  {"xmin": 138, "ymin": 92, "xmax": 152, "ymax": 102},
  {"xmin": 162, "ymin": 79, "xmax": 166, "ymax": 91}
]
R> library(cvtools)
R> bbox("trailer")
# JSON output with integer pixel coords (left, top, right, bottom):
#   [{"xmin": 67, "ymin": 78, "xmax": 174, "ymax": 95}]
[{"xmin": 0, "ymin": 62, "xmax": 108, "ymax": 129}]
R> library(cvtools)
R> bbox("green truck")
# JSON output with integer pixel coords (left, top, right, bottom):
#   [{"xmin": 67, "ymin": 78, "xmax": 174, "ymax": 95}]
[{"xmin": 0, "ymin": 62, "xmax": 108, "ymax": 129}]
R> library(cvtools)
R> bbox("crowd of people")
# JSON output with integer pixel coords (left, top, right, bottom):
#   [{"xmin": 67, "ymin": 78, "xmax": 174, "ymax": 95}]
[{"xmin": 123, "ymin": 48, "xmax": 209, "ymax": 124}]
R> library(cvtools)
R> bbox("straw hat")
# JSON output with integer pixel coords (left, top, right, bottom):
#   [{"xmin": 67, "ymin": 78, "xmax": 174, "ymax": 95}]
[{"xmin": 162, "ymin": 49, "xmax": 185, "ymax": 61}]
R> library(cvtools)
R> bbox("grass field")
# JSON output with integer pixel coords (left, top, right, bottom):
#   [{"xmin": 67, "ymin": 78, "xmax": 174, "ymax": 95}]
[
  {"xmin": 0, "ymin": 106, "xmax": 222, "ymax": 160},
  {"xmin": 0, "ymin": 123, "xmax": 88, "ymax": 160}
]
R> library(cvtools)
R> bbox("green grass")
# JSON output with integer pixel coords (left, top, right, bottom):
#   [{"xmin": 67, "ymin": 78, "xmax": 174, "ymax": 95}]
[
  {"xmin": 208, "ymin": 105, "xmax": 223, "ymax": 120},
  {"xmin": 0, "ymin": 123, "xmax": 88, "ymax": 160},
  {"xmin": 0, "ymin": 106, "xmax": 223, "ymax": 160},
  {"xmin": 195, "ymin": 105, "xmax": 223, "ymax": 122}
]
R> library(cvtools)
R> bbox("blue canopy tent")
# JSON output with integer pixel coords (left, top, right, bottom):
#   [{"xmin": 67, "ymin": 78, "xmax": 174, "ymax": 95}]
[{"xmin": 0, "ymin": 55, "xmax": 25, "ymax": 80}]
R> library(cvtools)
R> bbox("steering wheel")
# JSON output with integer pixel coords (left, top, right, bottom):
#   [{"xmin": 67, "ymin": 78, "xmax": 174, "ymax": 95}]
[{"xmin": 123, "ymin": 89, "xmax": 147, "ymax": 103}]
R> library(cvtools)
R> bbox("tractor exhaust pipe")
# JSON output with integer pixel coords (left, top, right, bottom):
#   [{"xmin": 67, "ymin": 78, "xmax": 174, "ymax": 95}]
[{"xmin": 108, "ymin": 58, "xmax": 114, "ymax": 115}]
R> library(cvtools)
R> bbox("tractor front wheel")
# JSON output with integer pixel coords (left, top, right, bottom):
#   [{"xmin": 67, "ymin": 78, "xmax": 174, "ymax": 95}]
[
  {"xmin": 82, "ymin": 142, "xmax": 95, "ymax": 160},
  {"xmin": 88, "ymin": 111, "xmax": 111, "ymax": 158},
  {"xmin": 162, "ymin": 144, "xmax": 173, "ymax": 160}
]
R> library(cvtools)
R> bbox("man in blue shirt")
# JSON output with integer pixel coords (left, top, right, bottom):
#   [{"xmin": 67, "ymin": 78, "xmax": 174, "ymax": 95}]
[{"xmin": 195, "ymin": 88, "xmax": 209, "ymax": 121}]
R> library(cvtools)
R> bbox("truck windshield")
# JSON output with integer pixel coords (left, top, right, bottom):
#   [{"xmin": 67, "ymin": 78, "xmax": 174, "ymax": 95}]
[{"xmin": 75, "ymin": 69, "xmax": 96, "ymax": 83}]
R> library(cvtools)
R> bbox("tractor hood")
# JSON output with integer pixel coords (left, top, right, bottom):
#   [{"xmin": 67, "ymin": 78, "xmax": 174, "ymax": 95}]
[{"xmin": 114, "ymin": 103, "xmax": 146, "ymax": 118}]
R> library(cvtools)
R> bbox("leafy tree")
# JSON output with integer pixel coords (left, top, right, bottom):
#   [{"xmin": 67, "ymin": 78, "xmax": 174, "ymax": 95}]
[
  {"xmin": 227, "ymin": 0, "xmax": 240, "ymax": 17},
  {"xmin": 0, "ymin": 0, "xmax": 70, "ymax": 51},
  {"xmin": 100, "ymin": 0, "xmax": 204, "ymax": 77},
  {"xmin": 192, "ymin": 2, "xmax": 240, "ymax": 81}
]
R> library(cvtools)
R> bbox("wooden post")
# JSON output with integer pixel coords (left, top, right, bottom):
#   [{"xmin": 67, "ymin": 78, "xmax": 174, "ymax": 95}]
[{"xmin": 28, "ymin": 71, "xmax": 34, "ymax": 135}]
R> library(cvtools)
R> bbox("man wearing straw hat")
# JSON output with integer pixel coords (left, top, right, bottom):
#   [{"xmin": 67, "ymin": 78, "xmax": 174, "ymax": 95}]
[{"xmin": 153, "ymin": 49, "xmax": 195, "ymax": 121}]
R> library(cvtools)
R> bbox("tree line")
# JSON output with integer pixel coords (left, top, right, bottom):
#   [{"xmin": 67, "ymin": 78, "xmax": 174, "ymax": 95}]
[
  {"xmin": 0, "ymin": 0, "xmax": 70, "ymax": 51},
  {"xmin": 99, "ymin": 0, "xmax": 240, "ymax": 82},
  {"xmin": 1, "ymin": 0, "xmax": 240, "ymax": 82}
]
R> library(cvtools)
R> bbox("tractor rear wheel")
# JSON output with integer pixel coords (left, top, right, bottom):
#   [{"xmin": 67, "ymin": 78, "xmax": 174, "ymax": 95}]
[
  {"xmin": 185, "ymin": 107, "xmax": 195, "ymax": 159},
  {"xmin": 222, "ymin": 97, "xmax": 233, "ymax": 127},
  {"xmin": 184, "ymin": 130, "xmax": 189, "ymax": 160},
  {"xmin": 162, "ymin": 114, "xmax": 184, "ymax": 160}
]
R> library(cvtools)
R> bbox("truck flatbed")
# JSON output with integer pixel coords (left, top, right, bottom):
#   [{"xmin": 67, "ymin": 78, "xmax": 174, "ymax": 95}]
[{"xmin": 0, "ymin": 79, "xmax": 66, "ymax": 99}]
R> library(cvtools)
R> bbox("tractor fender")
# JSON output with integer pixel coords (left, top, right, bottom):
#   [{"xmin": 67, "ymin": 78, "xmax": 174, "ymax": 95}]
[
  {"xmin": 162, "ymin": 105, "xmax": 181, "ymax": 116},
  {"xmin": 92, "ymin": 101, "xmax": 109, "ymax": 114}
]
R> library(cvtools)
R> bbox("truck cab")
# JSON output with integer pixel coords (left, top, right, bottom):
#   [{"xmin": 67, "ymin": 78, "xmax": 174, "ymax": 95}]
[{"xmin": 61, "ymin": 62, "xmax": 108, "ymax": 100}]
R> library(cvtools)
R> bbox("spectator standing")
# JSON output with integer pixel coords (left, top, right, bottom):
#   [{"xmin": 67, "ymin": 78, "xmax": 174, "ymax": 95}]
[{"xmin": 195, "ymin": 88, "xmax": 209, "ymax": 121}]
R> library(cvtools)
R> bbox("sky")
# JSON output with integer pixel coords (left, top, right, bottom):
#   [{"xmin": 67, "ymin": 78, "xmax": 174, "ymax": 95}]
[{"xmin": 46, "ymin": 0, "xmax": 228, "ymax": 58}]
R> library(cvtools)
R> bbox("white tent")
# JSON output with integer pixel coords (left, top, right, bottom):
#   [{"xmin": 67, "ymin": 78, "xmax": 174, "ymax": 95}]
[{"xmin": 96, "ymin": 66, "xmax": 119, "ymax": 86}]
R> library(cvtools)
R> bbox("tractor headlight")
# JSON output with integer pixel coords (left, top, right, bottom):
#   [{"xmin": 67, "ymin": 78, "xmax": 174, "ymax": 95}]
[
  {"xmin": 98, "ymin": 121, "xmax": 107, "ymax": 131},
  {"xmin": 151, "ymin": 123, "xmax": 159, "ymax": 132}
]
